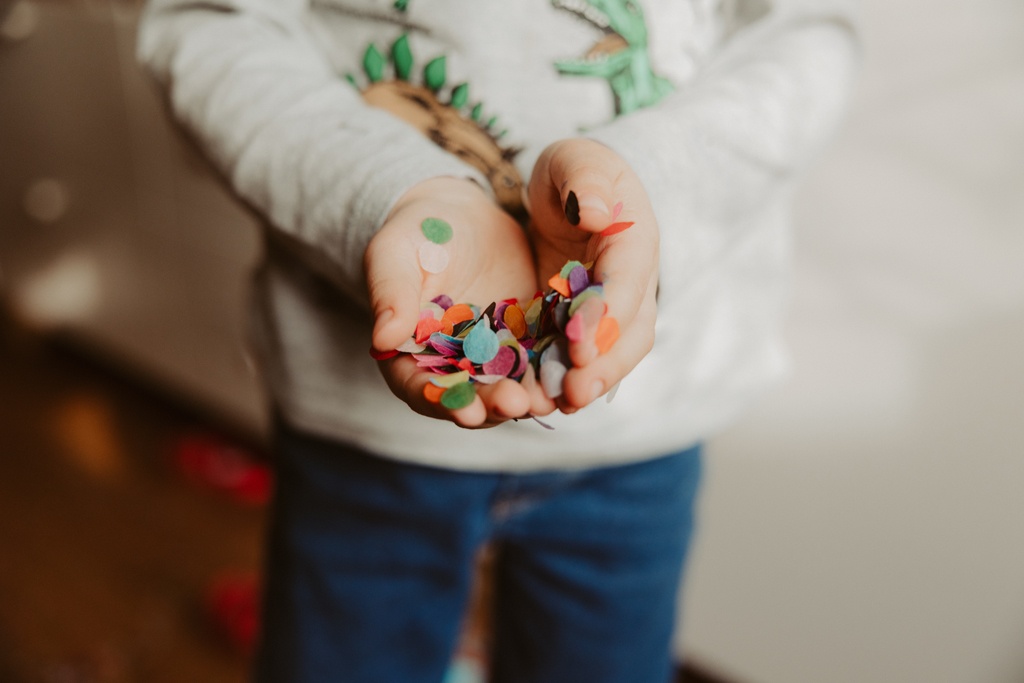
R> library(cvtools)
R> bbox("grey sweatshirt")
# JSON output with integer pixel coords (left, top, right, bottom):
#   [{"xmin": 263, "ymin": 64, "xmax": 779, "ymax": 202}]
[{"xmin": 138, "ymin": 0, "xmax": 860, "ymax": 471}]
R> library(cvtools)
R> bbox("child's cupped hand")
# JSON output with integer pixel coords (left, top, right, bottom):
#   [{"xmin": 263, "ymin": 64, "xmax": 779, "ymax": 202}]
[
  {"xmin": 365, "ymin": 177, "xmax": 556, "ymax": 428},
  {"xmin": 527, "ymin": 138, "xmax": 660, "ymax": 413}
]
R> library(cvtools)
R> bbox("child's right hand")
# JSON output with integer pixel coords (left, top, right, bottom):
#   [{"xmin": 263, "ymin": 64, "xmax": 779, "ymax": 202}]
[{"xmin": 365, "ymin": 177, "xmax": 556, "ymax": 428}]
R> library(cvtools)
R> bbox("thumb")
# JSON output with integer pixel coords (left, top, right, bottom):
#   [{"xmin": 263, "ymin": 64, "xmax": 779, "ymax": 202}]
[
  {"xmin": 365, "ymin": 236, "xmax": 424, "ymax": 352},
  {"xmin": 547, "ymin": 143, "xmax": 621, "ymax": 234}
]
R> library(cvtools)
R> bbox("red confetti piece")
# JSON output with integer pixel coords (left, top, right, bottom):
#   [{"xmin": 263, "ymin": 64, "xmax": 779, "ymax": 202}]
[
  {"xmin": 369, "ymin": 347, "xmax": 400, "ymax": 361},
  {"xmin": 599, "ymin": 221, "xmax": 634, "ymax": 237}
]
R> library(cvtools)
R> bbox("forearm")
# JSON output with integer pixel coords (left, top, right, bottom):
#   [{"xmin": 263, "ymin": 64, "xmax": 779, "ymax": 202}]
[{"xmin": 137, "ymin": 0, "xmax": 486, "ymax": 302}]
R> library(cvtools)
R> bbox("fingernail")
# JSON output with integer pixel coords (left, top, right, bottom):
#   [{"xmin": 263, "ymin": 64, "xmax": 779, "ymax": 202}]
[
  {"xmin": 576, "ymin": 193, "xmax": 611, "ymax": 218},
  {"xmin": 564, "ymin": 190, "xmax": 580, "ymax": 226}
]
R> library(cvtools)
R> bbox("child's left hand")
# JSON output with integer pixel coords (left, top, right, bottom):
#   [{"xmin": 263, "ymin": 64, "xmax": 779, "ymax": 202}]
[{"xmin": 526, "ymin": 138, "xmax": 660, "ymax": 413}]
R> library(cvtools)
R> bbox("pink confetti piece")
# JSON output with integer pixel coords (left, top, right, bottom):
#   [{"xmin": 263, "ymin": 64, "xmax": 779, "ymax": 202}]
[
  {"xmin": 418, "ymin": 242, "xmax": 449, "ymax": 273},
  {"xmin": 565, "ymin": 312, "xmax": 585, "ymax": 342},
  {"xmin": 482, "ymin": 345, "xmax": 516, "ymax": 376}
]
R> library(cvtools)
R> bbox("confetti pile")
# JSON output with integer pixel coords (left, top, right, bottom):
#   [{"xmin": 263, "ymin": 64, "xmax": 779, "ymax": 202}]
[
  {"xmin": 370, "ymin": 214, "xmax": 632, "ymax": 411},
  {"xmin": 371, "ymin": 259, "xmax": 620, "ymax": 409}
]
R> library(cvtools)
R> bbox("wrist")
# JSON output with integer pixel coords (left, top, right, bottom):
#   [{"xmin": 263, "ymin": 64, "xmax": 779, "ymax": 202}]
[{"xmin": 389, "ymin": 176, "xmax": 484, "ymax": 219}]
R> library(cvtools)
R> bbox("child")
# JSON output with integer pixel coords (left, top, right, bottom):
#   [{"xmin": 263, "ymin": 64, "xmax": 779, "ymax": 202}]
[{"xmin": 138, "ymin": 1, "xmax": 859, "ymax": 681}]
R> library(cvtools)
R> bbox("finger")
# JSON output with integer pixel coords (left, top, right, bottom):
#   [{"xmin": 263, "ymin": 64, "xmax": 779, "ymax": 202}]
[
  {"xmin": 379, "ymin": 356, "xmax": 492, "ymax": 427},
  {"xmin": 546, "ymin": 146, "xmax": 618, "ymax": 232},
  {"xmin": 521, "ymin": 364, "xmax": 557, "ymax": 417},
  {"xmin": 365, "ymin": 233, "xmax": 424, "ymax": 352},
  {"xmin": 558, "ymin": 304, "xmax": 657, "ymax": 410},
  {"xmin": 476, "ymin": 378, "xmax": 531, "ymax": 422}
]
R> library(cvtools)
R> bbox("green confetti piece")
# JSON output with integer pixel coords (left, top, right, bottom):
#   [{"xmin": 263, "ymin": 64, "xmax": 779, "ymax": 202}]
[
  {"xmin": 440, "ymin": 381, "xmax": 476, "ymax": 410},
  {"xmin": 392, "ymin": 34, "xmax": 413, "ymax": 81},
  {"xmin": 394, "ymin": 0, "xmax": 409, "ymax": 11},
  {"xmin": 421, "ymin": 217, "xmax": 453, "ymax": 244},
  {"xmin": 559, "ymin": 260, "xmax": 585, "ymax": 278},
  {"xmin": 471, "ymin": 103, "xmax": 483, "ymax": 121},
  {"xmin": 363, "ymin": 44, "xmax": 385, "ymax": 83},
  {"xmin": 424, "ymin": 56, "xmax": 447, "ymax": 92},
  {"xmin": 450, "ymin": 83, "xmax": 469, "ymax": 109},
  {"xmin": 344, "ymin": 73, "xmax": 358, "ymax": 88}
]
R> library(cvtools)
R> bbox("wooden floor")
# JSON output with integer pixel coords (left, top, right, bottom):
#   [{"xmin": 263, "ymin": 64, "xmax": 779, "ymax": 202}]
[
  {"xmin": 0, "ymin": 315, "xmax": 266, "ymax": 682},
  {"xmin": 0, "ymin": 313, "xmax": 731, "ymax": 683}
]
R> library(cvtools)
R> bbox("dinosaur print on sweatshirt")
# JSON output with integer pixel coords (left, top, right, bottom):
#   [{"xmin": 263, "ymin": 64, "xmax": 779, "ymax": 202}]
[
  {"xmin": 353, "ymin": 35, "xmax": 526, "ymax": 220},
  {"xmin": 552, "ymin": 0, "xmax": 673, "ymax": 115}
]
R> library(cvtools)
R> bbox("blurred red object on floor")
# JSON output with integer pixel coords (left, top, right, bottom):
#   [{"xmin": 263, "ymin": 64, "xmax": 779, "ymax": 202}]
[
  {"xmin": 205, "ymin": 571, "xmax": 261, "ymax": 656},
  {"xmin": 173, "ymin": 433, "xmax": 272, "ymax": 506}
]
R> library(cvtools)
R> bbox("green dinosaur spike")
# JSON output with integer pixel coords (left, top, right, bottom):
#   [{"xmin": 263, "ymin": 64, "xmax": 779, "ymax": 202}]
[
  {"xmin": 363, "ymin": 44, "xmax": 385, "ymax": 83},
  {"xmin": 391, "ymin": 35, "xmax": 413, "ymax": 81},
  {"xmin": 450, "ymin": 83, "xmax": 469, "ymax": 109},
  {"xmin": 394, "ymin": 0, "xmax": 409, "ymax": 11},
  {"xmin": 423, "ymin": 56, "xmax": 446, "ymax": 92},
  {"xmin": 470, "ymin": 103, "xmax": 483, "ymax": 121},
  {"xmin": 344, "ymin": 73, "xmax": 358, "ymax": 88},
  {"xmin": 486, "ymin": 115, "xmax": 498, "ymax": 129}
]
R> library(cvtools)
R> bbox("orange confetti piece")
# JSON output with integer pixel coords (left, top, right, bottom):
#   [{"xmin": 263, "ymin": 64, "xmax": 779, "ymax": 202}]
[
  {"xmin": 415, "ymin": 317, "xmax": 445, "ymax": 343},
  {"xmin": 503, "ymin": 304, "xmax": 527, "ymax": 338},
  {"xmin": 423, "ymin": 382, "xmax": 446, "ymax": 403},
  {"xmin": 600, "ymin": 221, "xmax": 634, "ymax": 237},
  {"xmin": 595, "ymin": 316, "xmax": 620, "ymax": 355},
  {"xmin": 548, "ymin": 274, "xmax": 571, "ymax": 298},
  {"xmin": 441, "ymin": 303, "xmax": 475, "ymax": 327}
]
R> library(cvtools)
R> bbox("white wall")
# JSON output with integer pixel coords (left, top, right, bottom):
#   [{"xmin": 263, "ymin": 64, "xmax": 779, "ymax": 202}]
[{"xmin": 679, "ymin": 1, "xmax": 1024, "ymax": 681}]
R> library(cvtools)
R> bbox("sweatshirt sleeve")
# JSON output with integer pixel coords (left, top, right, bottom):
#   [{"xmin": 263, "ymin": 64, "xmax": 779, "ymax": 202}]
[
  {"xmin": 137, "ymin": 0, "xmax": 489, "ymax": 304},
  {"xmin": 586, "ymin": 0, "xmax": 861, "ymax": 271}
]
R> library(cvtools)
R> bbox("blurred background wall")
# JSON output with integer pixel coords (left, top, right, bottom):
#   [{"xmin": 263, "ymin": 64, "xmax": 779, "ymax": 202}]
[
  {"xmin": 1, "ymin": 1, "xmax": 1022, "ymax": 682},
  {"xmin": 680, "ymin": 1, "xmax": 1024, "ymax": 682}
]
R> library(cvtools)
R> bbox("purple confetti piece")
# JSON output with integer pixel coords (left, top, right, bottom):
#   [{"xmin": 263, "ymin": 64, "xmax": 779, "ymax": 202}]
[
  {"xmin": 568, "ymin": 265, "xmax": 590, "ymax": 297},
  {"xmin": 431, "ymin": 294, "xmax": 454, "ymax": 309}
]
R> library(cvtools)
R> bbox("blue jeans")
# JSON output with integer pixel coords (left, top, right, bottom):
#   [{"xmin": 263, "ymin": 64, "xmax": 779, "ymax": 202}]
[{"xmin": 254, "ymin": 423, "xmax": 702, "ymax": 683}]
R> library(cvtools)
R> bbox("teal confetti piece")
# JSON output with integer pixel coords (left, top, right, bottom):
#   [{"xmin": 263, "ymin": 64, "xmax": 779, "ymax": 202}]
[{"xmin": 463, "ymin": 317, "xmax": 499, "ymax": 364}]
